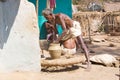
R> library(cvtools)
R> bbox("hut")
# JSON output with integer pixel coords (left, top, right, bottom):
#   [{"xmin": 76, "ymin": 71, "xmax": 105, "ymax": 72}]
[
  {"xmin": 104, "ymin": 2, "xmax": 120, "ymax": 12},
  {"xmin": 0, "ymin": 0, "xmax": 40, "ymax": 72}
]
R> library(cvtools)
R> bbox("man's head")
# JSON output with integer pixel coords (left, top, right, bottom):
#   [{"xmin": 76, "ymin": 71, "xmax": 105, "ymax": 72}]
[
  {"xmin": 42, "ymin": 9, "xmax": 54, "ymax": 22},
  {"xmin": 42, "ymin": 8, "xmax": 53, "ymax": 16}
]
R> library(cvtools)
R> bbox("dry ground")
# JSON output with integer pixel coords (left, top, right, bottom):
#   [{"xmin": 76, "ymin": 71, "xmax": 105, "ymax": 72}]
[{"xmin": 0, "ymin": 34, "xmax": 120, "ymax": 80}]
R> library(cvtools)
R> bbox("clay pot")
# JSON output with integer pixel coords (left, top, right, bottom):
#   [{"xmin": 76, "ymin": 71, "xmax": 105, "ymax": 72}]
[{"xmin": 48, "ymin": 43, "xmax": 62, "ymax": 59}]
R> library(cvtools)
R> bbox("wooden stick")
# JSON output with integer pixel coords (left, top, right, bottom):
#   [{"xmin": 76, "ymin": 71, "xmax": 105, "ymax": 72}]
[{"xmin": 36, "ymin": 0, "xmax": 39, "ymax": 16}]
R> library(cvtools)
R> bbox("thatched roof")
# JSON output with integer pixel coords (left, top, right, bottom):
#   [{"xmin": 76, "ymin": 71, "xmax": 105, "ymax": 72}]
[{"xmin": 104, "ymin": 2, "xmax": 120, "ymax": 12}]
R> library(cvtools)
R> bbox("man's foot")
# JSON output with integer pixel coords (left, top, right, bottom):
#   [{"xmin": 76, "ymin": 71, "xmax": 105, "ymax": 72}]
[
  {"xmin": 86, "ymin": 61, "xmax": 91, "ymax": 71},
  {"xmin": 82, "ymin": 61, "xmax": 91, "ymax": 71}
]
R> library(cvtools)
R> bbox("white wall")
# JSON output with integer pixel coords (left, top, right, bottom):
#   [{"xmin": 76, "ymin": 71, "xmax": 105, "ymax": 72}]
[{"xmin": 0, "ymin": 0, "xmax": 40, "ymax": 72}]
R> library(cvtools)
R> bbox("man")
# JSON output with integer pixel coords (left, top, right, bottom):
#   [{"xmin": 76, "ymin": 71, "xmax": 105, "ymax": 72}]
[
  {"xmin": 42, "ymin": 9, "xmax": 91, "ymax": 69},
  {"xmin": 60, "ymin": 38, "xmax": 77, "ymax": 55},
  {"xmin": 40, "ymin": 21, "xmax": 57, "ymax": 58},
  {"xmin": 44, "ymin": 21, "xmax": 77, "ymax": 55},
  {"xmin": 42, "ymin": 22, "xmax": 77, "ymax": 58},
  {"xmin": 44, "ymin": 21, "xmax": 57, "ymax": 43}
]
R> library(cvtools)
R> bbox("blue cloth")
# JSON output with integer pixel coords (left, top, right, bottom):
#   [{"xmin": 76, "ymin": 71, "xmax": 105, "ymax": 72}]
[
  {"xmin": 38, "ymin": 16, "xmax": 47, "ymax": 39},
  {"xmin": 56, "ymin": 25, "xmax": 63, "ymax": 35}
]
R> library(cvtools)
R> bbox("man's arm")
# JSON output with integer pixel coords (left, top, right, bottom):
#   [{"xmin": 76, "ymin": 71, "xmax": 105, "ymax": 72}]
[
  {"xmin": 59, "ymin": 14, "xmax": 67, "ymax": 30},
  {"xmin": 45, "ymin": 22, "xmax": 57, "ymax": 33},
  {"xmin": 74, "ymin": 38, "xmax": 80, "ymax": 50},
  {"xmin": 77, "ymin": 35, "xmax": 91, "ymax": 70},
  {"xmin": 55, "ymin": 14, "xmax": 68, "ymax": 42}
]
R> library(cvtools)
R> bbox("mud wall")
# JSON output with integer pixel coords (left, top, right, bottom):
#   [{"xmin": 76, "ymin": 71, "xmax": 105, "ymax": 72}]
[{"xmin": 0, "ymin": 0, "xmax": 40, "ymax": 72}]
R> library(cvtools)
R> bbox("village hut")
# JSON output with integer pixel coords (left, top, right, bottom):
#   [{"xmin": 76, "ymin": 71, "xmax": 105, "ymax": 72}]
[
  {"xmin": 0, "ymin": 0, "xmax": 40, "ymax": 72},
  {"xmin": 0, "ymin": 0, "xmax": 72, "ymax": 72},
  {"xmin": 103, "ymin": 2, "xmax": 120, "ymax": 12}
]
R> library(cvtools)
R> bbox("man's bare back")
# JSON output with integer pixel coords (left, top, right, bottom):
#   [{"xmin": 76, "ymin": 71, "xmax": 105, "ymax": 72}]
[
  {"xmin": 61, "ymin": 38, "xmax": 77, "ymax": 55},
  {"xmin": 54, "ymin": 13, "xmax": 73, "ymax": 29},
  {"xmin": 62, "ymin": 38, "xmax": 76, "ymax": 49}
]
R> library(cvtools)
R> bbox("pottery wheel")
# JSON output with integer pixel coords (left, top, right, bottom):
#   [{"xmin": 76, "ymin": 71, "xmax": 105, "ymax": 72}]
[{"xmin": 41, "ymin": 54, "xmax": 85, "ymax": 67}]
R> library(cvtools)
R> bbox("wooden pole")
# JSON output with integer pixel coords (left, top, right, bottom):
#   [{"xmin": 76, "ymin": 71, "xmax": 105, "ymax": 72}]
[
  {"xmin": 87, "ymin": 15, "xmax": 92, "ymax": 43},
  {"xmin": 36, "ymin": 0, "xmax": 39, "ymax": 16}
]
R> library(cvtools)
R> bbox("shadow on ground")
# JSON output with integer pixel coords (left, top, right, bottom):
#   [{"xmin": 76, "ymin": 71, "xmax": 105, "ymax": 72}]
[{"xmin": 41, "ymin": 65, "xmax": 81, "ymax": 72}]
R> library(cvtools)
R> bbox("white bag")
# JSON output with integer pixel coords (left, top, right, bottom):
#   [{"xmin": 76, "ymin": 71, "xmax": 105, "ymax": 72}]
[{"xmin": 90, "ymin": 54, "xmax": 117, "ymax": 66}]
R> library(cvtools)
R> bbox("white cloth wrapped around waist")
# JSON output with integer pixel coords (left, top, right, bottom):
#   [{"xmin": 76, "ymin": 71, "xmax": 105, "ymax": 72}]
[
  {"xmin": 60, "ymin": 21, "xmax": 81, "ymax": 41},
  {"xmin": 70, "ymin": 21, "xmax": 81, "ymax": 37},
  {"xmin": 60, "ymin": 30, "xmax": 72, "ymax": 42},
  {"xmin": 61, "ymin": 45, "xmax": 76, "ymax": 54}
]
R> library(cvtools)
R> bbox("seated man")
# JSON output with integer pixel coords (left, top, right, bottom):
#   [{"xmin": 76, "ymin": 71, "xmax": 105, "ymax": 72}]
[
  {"xmin": 41, "ymin": 21, "xmax": 57, "ymax": 58},
  {"xmin": 60, "ymin": 38, "xmax": 77, "ymax": 55},
  {"xmin": 42, "ymin": 8, "xmax": 91, "ymax": 69},
  {"xmin": 44, "ymin": 21, "xmax": 58, "ymax": 43},
  {"xmin": 45, "ymin": 21, "xmax": 77, "ymax": 55}
]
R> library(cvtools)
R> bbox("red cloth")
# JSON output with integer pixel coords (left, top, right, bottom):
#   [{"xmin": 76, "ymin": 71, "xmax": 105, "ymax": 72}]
[{"xmin": 50, "ymin": 0, "xmax": 56, "ymax": 8}]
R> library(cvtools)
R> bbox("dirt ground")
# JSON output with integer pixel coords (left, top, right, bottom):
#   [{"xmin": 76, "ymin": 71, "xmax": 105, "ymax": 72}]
[{"xmin": 0, "ymin": 34, "xmax": 120, "ymax": 80}]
